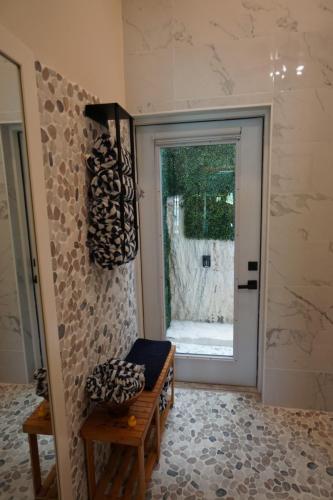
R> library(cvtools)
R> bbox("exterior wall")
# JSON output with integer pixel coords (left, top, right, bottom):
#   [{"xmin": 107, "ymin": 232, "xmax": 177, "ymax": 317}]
[
  {"xmin": 36, "ymin": 63, "xmax": 138, "ymax": 499},
  {"xmin": 0, "ymin": 0, "xmax": 125, "ymax": 103},
  {"xmin": 167, "ymin": 197, "xmax": 234, "ymax": 323},
  {"xmin": 123, "ymin": 0, "xmax": 333, "ymax": 410}
]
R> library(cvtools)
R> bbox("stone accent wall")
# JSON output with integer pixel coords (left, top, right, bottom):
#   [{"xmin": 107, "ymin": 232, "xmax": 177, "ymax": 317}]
[{"xmin": 36, "ymin": 62, "xmax": 138, "ymax": 499}]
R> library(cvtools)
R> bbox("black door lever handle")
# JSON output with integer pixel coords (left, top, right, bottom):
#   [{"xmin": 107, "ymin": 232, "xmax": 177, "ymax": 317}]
[{"xmin": 238, "ymin": 280, "xmax": 258, "ymax": 290}]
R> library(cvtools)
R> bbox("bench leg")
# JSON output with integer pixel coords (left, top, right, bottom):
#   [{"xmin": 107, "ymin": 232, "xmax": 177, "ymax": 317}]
[
  {"xmin": 137, "ymin": 443, "xmax": 145, "ymax": 500},
  {"xmin": 28, "ymin": 434, "xmax": 41, "ymax": 495},
  {"xmin": 171, "ymin": 358, "xmax": 175, "ymax": 408},
  {"xmin": 155, "ymin": 403, "xmax": 161, "ymax": 461},
  {"xmin": 84, "ymin": 440, "xmax": 96, "ymax": 500}
]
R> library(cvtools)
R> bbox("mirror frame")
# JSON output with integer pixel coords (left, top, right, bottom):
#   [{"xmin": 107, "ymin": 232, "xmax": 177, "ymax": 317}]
[{"xmin": 0, "ymin": 23, "xmax": 73, "ymax": 499}]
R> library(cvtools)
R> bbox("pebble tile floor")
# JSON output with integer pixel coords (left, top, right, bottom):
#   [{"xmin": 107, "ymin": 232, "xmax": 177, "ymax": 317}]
[
  {"xmin": 147, "ymin": 387, "xmax": 333, "ymax": 499},
  {"xmin": 0, "ymin": 383, "xmax": 56, "ymax": 500},
  {"xmin": 1, "ymin": 385, "xmax": 333, "ymax": 499}
]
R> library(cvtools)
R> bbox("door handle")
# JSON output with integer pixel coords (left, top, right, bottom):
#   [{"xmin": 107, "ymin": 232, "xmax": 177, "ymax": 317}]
[{"xmin": 238, "ymin": 280, "xmax": 257, "ymax": 290}]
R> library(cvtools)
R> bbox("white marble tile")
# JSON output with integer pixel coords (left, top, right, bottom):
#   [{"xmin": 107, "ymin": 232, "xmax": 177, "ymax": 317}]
[
  {"xmin": 122, "ymin": 0, "xmax": 173, "ymax": 54},
  {"xmin": 0, "ymin": 231, "xmax": 22, "ymax": 353},
  {"xmin": 172, "ymin": 0, "xmax": 256, "ymax": 46},
  {"xmin": 270, "ymin": 141, "xmax": 333, "ymax": 196},
  {"xmin": 268, "ymin": 240, "xmax": 333, "ymax": 286},
  {"xmin": 172, "ymin": 0, "xmax": 333, "ymax": 45},
  {"xmin": 131, "ymin": 92, "xmax": 274, "ymax": 115},
  {"xmin": 266, "ymin": 285, "xmax": 333, "ymax": 372},
  {"xmin": 267, "ymin": 326, "xmax": 333, "ymax": 373},
  {"xmin": 270, "ymin": 192, "xmax": 333, "ymax": 242},
  {"xmin": 0, "ymin": 313, "xmax": 21, "ymax": 351},
  {"xmin": 0, "ymin": 147, "xmax": 24, "ymax": 376},
  {"xmin": 174, "ymin": 92, "xmax": 274, "ymax": 110},
  {"xmin": 239, "ymin": 0, "xmax": 333, "ymax": 37},
  {"xmin": 123, "ymin": 0, "xmax": 333, "ymax": 56},
  {"xmin": 0, "ymin": 350, "xmax": 26, "ymax": 383},
  {"xmin": 273, "ymin": 87, "xmax": 333, "ymax": 144},
  {"xmin": 174, "ymin": 37, "xmax": 274, "ymax": 100},
  {"xmin": 125, "ymin": 49, "xmax": 174, "ymax": 113},
  {"xmin": 264, "ymin": 368, "xmax": 333, "ymax": 411},
  {"xmin": 273, "ymin": 31, "xmax": 333, "ymax": 91}
]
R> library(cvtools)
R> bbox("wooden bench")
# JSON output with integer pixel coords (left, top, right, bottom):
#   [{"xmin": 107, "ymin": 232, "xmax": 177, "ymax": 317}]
[
  {"xmin": 80, "ymin": 344, "xmax": 175, "ymax": 500},
  {"xmin": 22, "ymin": 401, "xmax": 58, "ymax": 500}
]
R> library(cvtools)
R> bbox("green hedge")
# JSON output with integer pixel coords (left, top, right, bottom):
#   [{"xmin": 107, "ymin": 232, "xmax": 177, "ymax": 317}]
[{"xmin": 162, "ymin": 144, "xmax": 235, "ymax": 240}]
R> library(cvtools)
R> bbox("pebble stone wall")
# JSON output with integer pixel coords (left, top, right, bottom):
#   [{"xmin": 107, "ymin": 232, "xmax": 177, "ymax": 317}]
[{"xmin": 35, "ymin": 61, "xmax": 138, "ymax": 499}]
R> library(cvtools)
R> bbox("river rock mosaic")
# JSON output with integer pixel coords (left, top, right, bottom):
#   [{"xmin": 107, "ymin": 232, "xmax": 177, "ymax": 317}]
[
  {"xmin": 0, "ymin": 384, "xmax": 55, "ymax": 500},
  {"xmin": 35, "ymin": 62, "xmax": 138, "ymax": 499},
  {"xmin": 147, "ymin": 387, "xmax": 333, "ymax": 499}
]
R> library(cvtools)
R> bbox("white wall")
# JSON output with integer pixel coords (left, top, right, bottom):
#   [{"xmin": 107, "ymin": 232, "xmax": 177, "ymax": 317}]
[
  {"xmin": 0, "ymin": 133, "xmax": 26, "ymax": 382},
  {"xmin": 0, "ymin": 0, "xmax": 126, "ymax": 103},
  {"xmin": 0, "ymin": 55, "xmax": 27, "ymax": 383},
  {"xmin": 123, "ymin": 0, "xmax": 333, "ymax": 411}
]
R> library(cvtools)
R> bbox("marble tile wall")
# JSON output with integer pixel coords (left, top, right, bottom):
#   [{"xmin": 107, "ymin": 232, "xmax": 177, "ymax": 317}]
[
  {"xmin": 35, "ymin": 63, "xmax": 138, "ymax": 499},
  {"xmin": 122, "ymin": 0, "xmax": 333, "ymax": 410},
  {"xmin": 0, "ymin": 136, "xmax": 25, "ymax": 383}
]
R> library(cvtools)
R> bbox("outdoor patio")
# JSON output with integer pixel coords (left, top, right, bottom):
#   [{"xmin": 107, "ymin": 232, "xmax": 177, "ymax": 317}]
[{"xmin": 166, "ymin": 320, "xmax": 233, "ymax": 356}]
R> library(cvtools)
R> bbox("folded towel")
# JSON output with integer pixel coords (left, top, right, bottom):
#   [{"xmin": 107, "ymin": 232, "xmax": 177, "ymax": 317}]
[
  {"xmin": 34, "ymin": 367, "xmax": 49, "ymax": 401},
  {"xmin": 160, "ymin": 367, "xmax": 174, "ymax": 412},
  {"xmin": 122, "ymin": 148, "xmax": 132, "ymax": 176},
  {"xmin": 86, "ymin": 132, "xmax": 137, "ymax": 269},
  {"xmin": 86, "ymin": 358, "xmax": 145, "ymax": 404},
  {"xmin": 86, "ymin": 134, "xmax": 118, "ymax": 173},
  {"xmin": 90, "ymin": 169, "xmax": 122, "ymax": 199}
]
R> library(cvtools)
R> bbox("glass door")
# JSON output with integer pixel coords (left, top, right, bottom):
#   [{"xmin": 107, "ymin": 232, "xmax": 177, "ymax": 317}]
[
  {"xmin": 136, "ymin": 117, "xmax": 262, "ymax": 386},
  {"xmin": 161, "ymin": 143, "xmax": 236, "ymax": 357}
]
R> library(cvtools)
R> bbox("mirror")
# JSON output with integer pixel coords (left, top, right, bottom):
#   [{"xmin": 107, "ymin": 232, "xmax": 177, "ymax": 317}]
[{"xmin": 0, "ymin": 53, "xmax": 57, "ymax": 499}]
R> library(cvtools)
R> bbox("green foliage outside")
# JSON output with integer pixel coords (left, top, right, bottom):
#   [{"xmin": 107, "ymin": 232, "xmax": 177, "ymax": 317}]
[{"xmin": 161, "ymin": 143, "xmax": 236, "ymax": 328}]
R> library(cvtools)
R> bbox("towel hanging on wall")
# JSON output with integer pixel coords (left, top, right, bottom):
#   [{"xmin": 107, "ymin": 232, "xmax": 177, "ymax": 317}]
[{"xmin": 86, "ymin": 131, "xmax": 138, "ymax": 269}]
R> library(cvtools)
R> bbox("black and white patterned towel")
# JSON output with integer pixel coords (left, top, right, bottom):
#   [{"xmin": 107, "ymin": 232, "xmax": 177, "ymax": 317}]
[
  {"xmin": 90, "ymin": 169, "xmax": 122, "ymax": 199},
  {"xmin": 86, "ymin": 134, "xmax": 118, "ymax": 174},
  {"xmin": 122, "ymin": 175, "xmax": 135, "ymax": 201},
  {"xmin": 86, "ymin": 132, "xmax": 137, "ymax": 269},
  {"xmin": 34, "ymin": 367, "xmax": 49, "ymax": 401},
  {"xmin": 122, "ymin": 147, "xmax": 132, "ymax": 176},
  {"xmin": 86, "ymin": 358, "xmax": 145, "ymax": 404},
  {"xmin": 160, "ymin": 367, "xmax": 174, "ymax": 412}
]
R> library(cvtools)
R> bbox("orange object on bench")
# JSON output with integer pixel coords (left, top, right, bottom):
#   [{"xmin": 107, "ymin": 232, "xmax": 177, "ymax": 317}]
[{"xmin": 80, "ymin": 344, "xmax": 175, "ymax": 500}]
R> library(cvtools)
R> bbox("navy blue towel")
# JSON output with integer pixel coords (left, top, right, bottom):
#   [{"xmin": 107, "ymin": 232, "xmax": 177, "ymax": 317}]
[{"xmin": 125, "ymin": 339, "xmax": 172, "ymax": 391}]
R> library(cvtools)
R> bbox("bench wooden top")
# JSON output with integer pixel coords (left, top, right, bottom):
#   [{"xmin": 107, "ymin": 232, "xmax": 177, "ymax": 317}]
[
  {"xmin": 80, "ymin": 345, "xmax": 175, "ymax": 447},
  {"xmin": 22, "ymin": 401, "xmax": 53, "ymax": 436}
]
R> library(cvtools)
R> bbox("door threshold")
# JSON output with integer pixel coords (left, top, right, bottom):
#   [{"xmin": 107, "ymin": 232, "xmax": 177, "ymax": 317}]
[{"xmin": 175, "ymin": 380, "xmax": 260, "ymax": 395}]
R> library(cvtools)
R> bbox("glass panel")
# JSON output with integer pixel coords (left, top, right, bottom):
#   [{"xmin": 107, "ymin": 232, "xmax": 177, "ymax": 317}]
[{"xmin": 161, "ymin": 143, "xmax": 236, "ymax": 356}]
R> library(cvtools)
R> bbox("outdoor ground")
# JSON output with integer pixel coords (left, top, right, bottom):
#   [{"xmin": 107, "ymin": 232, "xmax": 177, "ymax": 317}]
[{"xmin": 166, "ymin": 320, "xmax": 233, "ymax": 356}]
